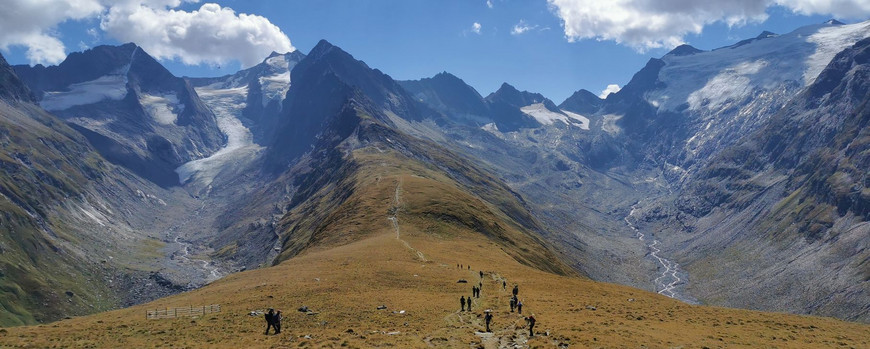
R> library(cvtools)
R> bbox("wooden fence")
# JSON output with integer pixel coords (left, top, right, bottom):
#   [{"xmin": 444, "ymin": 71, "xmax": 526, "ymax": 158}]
[{"xmin": 146, "ymin": 304, "xmax": 221, "ymax": 319}]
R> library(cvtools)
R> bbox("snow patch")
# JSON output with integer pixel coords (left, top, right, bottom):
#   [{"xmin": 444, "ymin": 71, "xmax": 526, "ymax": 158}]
[
  {"xmin": 140, "ymin": 92, "xmax": 183, "ymax": 125},
  {"xmin": 687, "ymin": 60, "xmax": 768, "ymax": 111},
  {"xmin": 520, "ymin": 103, "xmax": 589, "ymax": 128},
  {"xmin": 481, "ymin": 122, "xmax": 499, "ymax": 133},
  {"xmin": 259, "ymin": 72, "xmax": 291, "ymax": 106},
  {"xmin": 40, "ymin": 75, "xmax": 128, "ymax": 111},
  {"xmin": 561, "ymin": 109, "xmax": 590, "ymax": 130},
  {"xmin": 805, "ymin": 21, "xmax": 870, "ymax": 85}
]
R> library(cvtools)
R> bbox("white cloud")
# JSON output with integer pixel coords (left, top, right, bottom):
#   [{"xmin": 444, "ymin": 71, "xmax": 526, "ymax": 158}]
[
  {"xmin": 512, "ymin": 20, "xmax": 538, "ymax": 35},
  {"xmin": 779, "ymin": 0, "xmax": 870, "ymax": 18},
  {"xmin": 0, "ymin": 0, "xmax": 294, "ymax": 68},
  {"xmin": 487, "ymin": 0, "xmax": 494, "ymax": 9},
  {"xmin": 101, "ymin": 1, "xmax": 294, "ymax": 68},
  {"xmin": 599, "ymin": 84, "xmax": 622, "ymax": 98},
  {"xmin": 0, "ymin": 0, "xmax": 103, "ymax": 64},
  {"xmin": 472, "ymin": 22, "xmax": 482, "ymax": 34},
  {"xmin": 547, "ymin": 0, "xmax": 870, "ymax": 51}
]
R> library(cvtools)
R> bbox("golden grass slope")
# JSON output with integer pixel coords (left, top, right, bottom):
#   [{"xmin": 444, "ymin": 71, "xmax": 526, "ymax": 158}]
[{"xmin": 2, "ymin": 170, "xmax": 868, "ymax": 348}]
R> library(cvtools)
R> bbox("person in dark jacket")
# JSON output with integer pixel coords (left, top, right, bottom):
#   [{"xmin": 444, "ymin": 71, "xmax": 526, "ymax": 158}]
[
  {"xmin": 526, "ymin": 314, "xmax": 536, "ymax": 337},
  {"xmin": 467, "ymin": 295, "xmax": 472, "ymax": 311},
  {"xmin": 274, "ymin": 310, "xmax": 283, "ymax": 334},
  {"xmin": 264, "ymin": 308, "xmax": 277, "ymax": 335},
  {"xmin": 460, "ymin": 296, "xmax": 466, "ymax": 311},
  {"xmin": 484, "ymin": 310, "xmax": 493, "ymax": 332},
  {"xmin": 517, "ymin": 300, "xmax": 523, "ymax": 314}
]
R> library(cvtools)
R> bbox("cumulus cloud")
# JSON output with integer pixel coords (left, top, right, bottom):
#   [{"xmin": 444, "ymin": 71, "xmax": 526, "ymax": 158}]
[
  {"xmin": 472, "ymin": 22, "xmax": 482, "ymax": 34},
  {"xmin": 101, "ymin": 1, "xmax": 294, "ymax": 68},
  {"xmin": 547, "ymin": 0, "xmax": 870, "ymax": 50},
  {"xmin": 512, "ymin": 20, "xmax": 539, "ymax": 35},
  {"xmin": 1, "ymin": 0, "xmax": 294, "ymax": 68},
  {"xmin": 599, "ymin": 84, "xmax": 621, "ymax": 98},
  {"xmin": 487, "ymin": 0, "xmax": 494, "ymax": 9},
  {"xmin": 0, "ymin": 0, "xmax": 103, "ymax": 64}
]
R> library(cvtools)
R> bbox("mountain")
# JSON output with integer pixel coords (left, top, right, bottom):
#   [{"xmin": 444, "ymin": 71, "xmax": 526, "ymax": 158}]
[
  {"xmin": 659, "ymin": 36, "xmax": 870, "ymax": 321},
  {"xmin": 0, "ymin": 52, "xmax": 201, "ymax": 326},
  {"xmin": 558, "ymin": 88, "xmax": 602, "ymax": 115},
  {"xmin": 398, "ymin": 20, "xmax": 870, "ymax": 321},
  {"xmin": 2, "ymin": 19, "xmax": 870, "ymax": 330},
  {"xmin": 14, "ymin": 44, "xmax": 225, "ymax": 187},
  {"xmin": 398, "ymin": 72, "xmax": 490, "ymax": 126},
  {"xmin": 203, "ymin": 40, "xmax": 574, "ymax": 275},
  {"xmin": 186, "ymin": 50, "xmax": 306, "ymax": 144}
]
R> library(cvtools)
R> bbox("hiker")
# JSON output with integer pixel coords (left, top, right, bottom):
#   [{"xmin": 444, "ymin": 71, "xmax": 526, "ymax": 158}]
[
  {"xmin": 264, "ymin": 308, "xmax": 277, "ymax": 335},
  {"xmin": 467, "ymin": 295, "xmax": 472, "ymax": 311},
  {"xmin": 468, "ymin": 265, "xmax": 470, "ymax": 270},
  {"xmin": 479, "ymin": 271, "xmax": 483, "ymax": 279},
  {"xmin": 502, "ymin": 280, "xmax": 506, "ymax": 290},
  {"xmin": 509, "ymin": 296, "xmax": 516, "ymax": 312},
  {"xmin": 517, "ymin": 300, "xmax": 523, "ymax": 314},
  {"xmin": 461, "ymin": 296, "xmax": 466, "ymax": 311},
  {"xmin": 484, "ymin": 310, "xmax": 493, "ymax": 332},
  {"xmin": 479, "ymin": 281, "xmax": 482, "ymax": 290},
  {"xmin": 526, "ymin": 314, "xmax": 536, "ymax": 337},
  {"xmin": 512, "ymin": 285, "xmax": 518, "ymax": 297},
  {"xmin": 274, "ymin": 310, "xmax": 283, "ymax": 334}
]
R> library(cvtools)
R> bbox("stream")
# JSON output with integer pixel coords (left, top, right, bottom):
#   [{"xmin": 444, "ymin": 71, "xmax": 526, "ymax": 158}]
[{"xmin": 624, "ymin": 205, "xmax": 696, "ymax": 303}]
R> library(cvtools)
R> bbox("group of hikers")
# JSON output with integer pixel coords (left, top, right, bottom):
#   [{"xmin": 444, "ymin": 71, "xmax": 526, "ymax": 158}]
[
  {"xmin": 458, "ymin": 268, "xmax": 537, "ymax": 337},
  {"xmin": 263, "ymin": 308, "xmax": 282, "ymax": 335},
  {"xmin": 261, "ymin": 265, "xmax": 539, "ymax": 339}
]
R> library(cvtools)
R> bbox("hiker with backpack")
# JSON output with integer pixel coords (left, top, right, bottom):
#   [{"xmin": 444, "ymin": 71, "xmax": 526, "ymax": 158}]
[
  {"xmin": 264, "ymin": 308, "xmax": 277, "ymax": 335},
  {"xmin": 526, "ymin": 314, "xmax": 536, "ymax": 337},
  {"xmin": 274, "ymin": 310, "xmax": 282, "ymax": 334}
]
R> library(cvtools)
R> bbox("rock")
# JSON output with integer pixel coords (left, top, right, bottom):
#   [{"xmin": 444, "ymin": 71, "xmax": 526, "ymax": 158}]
[
  {"xmin": 586, "ymin": 305, "xmax": 597, "ymax": 311},
  {"xmin": 345, "ymin": 328, "xmax": 354, "ymax": 333},
  {"xmin": 377, "ymin": 305, "xmax": 387, "ymax": 310},
  {"xmin": 298, "ymin": 306, "xmax": 310, "ymax": 312},
  {"xmin": 457, "ymin": 279, "xmax": 468, "ymax": 283}
]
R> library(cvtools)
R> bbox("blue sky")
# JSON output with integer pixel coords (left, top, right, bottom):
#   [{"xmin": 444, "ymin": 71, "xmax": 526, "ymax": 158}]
[{"xmin": 1, "ymin": 1, "xmax": 864, "ymax": 103}]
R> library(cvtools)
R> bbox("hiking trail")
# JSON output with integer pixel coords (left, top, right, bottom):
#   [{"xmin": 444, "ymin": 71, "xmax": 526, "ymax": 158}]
[{"xmin": 388, "ymin": 178, "xmax": 426, "ymax": 262}]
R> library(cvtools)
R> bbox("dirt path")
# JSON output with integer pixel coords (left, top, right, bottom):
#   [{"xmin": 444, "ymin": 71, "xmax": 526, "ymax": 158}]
[{"xmin": 388, "ymin": 178, "xmax": 427, "ymax": 262}]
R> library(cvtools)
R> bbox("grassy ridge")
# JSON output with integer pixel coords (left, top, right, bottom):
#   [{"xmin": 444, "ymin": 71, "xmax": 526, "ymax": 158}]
[{"xmin": 1, "ymin": 219, "xmax": 866, "ymax": 347}]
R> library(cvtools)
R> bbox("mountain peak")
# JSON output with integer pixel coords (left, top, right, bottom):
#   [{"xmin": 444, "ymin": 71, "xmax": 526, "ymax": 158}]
[
  {"xmin": 495, "ymin": 82, "xmax": 519, "ymax": 94},
  {"xmin": 666, "ymin": 44, "xmax": 703, "ymax": 56},
  {"xmin": 757, "ymin": 30, "xmax": 778, "ymax": 39},
  {"xmin": 825, "ymin": 19, "xmax": 845, "ymax": 25},
  {"xmin": 0, "ymin": 52, "xmax": 35, "ymax": 102},
  {"xmin": 559, "ymin": 89, "xmax": 602, "ymax": 114},
  {"xmin": 308, "ymin": 39, "xmax": 340, "ymax": 59}
]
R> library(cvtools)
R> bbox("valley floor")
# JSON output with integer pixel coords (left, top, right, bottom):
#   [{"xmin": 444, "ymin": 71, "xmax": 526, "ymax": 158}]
[{"xmin": 1, "ymin": 215, "xmax": 867, "ymax": 348}]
